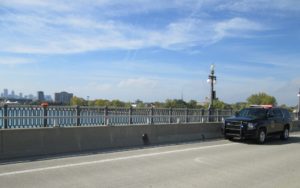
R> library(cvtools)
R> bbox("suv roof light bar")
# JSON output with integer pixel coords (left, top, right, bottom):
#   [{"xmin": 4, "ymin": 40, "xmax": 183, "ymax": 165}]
[{"xmin": 250, "ymin": 105, "xmax": 273, "ymax": 109}]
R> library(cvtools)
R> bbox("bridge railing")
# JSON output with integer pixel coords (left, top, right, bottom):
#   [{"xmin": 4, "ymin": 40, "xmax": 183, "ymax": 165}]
[{"xmin": 0, "ymin": 105, "xmax": 236, "ymax": 129}]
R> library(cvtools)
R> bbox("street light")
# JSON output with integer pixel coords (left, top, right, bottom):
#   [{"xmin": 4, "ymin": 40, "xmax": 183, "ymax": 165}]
[{"xmin": 207, "ymin": 64, "xmax": 217, "ymax": 110}]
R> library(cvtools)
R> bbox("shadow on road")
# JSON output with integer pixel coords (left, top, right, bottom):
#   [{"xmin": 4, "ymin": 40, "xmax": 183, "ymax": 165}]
[
  {"xmin": 0, "ymin": 138, "xmax": 223, "ymax": 166},
  {"xmin": 230, "ymin": 134, "xmax": 300, "ymax": 145},
  {"xmin": 1, "ymin": 134, "xmax": 299, "ymax": 166}
]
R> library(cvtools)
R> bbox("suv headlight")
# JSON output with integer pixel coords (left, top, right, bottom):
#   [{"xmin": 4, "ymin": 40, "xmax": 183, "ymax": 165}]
[{"xmin": 247, "ymin": 123, "xmax": 257, "ymax": 130}]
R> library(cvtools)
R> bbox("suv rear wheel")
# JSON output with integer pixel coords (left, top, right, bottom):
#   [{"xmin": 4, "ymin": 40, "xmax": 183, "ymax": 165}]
[
  {"xmin": 280, "ymin": 126, "xmax": 289, "ymax": 140},
  {"xmin": 256, "ymin": 129, "xmax": 266, "ymax": 144}
]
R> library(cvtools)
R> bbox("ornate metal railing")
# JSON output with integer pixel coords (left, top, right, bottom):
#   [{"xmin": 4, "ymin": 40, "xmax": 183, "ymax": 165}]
[{"xmin": 0, "ymin": 105, "xmax": 234, "ymax": 129}]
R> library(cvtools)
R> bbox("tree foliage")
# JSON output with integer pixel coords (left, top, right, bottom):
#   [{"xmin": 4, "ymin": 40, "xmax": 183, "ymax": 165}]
[
  {"xmin": 247, "ymin": 92, "xmax": 277, "ymax": 106},
  {"xmin": 70, "ymin": 96, "xmax": 86, "ymax": 106},
  {"xmin": 69, "ymin": 92, "xmax": 283, "ymax": 110},
  {"xmin": 164, "ymin": 99, "xmax": 187, "ymax": 108}
]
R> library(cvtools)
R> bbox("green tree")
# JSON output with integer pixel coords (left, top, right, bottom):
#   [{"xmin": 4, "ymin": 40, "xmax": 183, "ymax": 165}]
[
  {"xmin": 164, "ymin": 99, "xmax": 187, "ymax": 108},
  {"xmin": 204, "ymin": 99, "xmax": 230, "ymax": 109},
  {"xmin": 135, "ymin": 99, "xmax": 145, "ymax": 108},
  {"xmin": 187, "ymin": 100, "xmax": 203, "ymax": 109},
  {"xmin": 247, "ymin": 92, "xmax": 277, "ymax": 106},
  {"xmin": 110, "ymin": 99, "xmax": 126, "ymax": 107},
  {"xmin": 231, "ymin": 102, "xmax": 248, "ymax": 111},
  {"xmin": 70, "ymin": 96, "xmax": 86, "ymax": 106},
  {"xmin": 94, "ymin": 99, "xmax": 110, "ymax": 106},
  {"xmin": 153, "ymin": 101, "xmax": 164, "ymax": 108}
]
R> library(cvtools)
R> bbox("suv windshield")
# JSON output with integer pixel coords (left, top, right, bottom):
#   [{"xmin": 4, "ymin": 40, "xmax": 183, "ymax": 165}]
[{"xmin": 237, "ymin": 108, "xmax": 267, "ymax": 119}]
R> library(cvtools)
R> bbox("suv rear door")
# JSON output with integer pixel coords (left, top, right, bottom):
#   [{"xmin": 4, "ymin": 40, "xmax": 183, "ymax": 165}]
[{"xmin": 273, "ymin": 108, "xmax": 284, "ymax": 132}]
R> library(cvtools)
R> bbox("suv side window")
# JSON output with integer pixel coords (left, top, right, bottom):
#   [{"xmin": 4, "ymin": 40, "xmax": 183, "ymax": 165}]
[
  {"xmin": 281, "ymin": 109, "xmax": 291, "ymax": 119},
  {"xmin": 274, "ymin": 109, "xmax": 283, "ymax": 118},
  {"xmin": 267, "ymin": 109, "xmax": 274, "ymax": 118}
]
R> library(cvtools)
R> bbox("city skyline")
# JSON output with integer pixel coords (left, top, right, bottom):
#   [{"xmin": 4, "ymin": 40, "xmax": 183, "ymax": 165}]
[
  {"xmin": 0, "ymin": 88, "xmax": 53, "ymax": 101},
  {"xmin": 0, "ymin": 1, "xmax": 300, "ymax": 105}
]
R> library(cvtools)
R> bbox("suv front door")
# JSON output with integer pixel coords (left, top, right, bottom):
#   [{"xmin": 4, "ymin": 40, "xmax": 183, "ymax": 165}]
[{"xmin": 267, "ymin": 109, "xmax": 277, "ymax": 133}]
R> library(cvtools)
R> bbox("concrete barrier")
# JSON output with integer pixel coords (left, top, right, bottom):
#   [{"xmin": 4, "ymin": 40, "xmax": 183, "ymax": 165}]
[
  {"xmin": 0, "ymin": 123, "xmax": 223, "ymax": 160},
  {"xmin": 2, "ymin": 121, "xmax": 299, "ymax": 160},
  {"xmin": 292, "ymin": 121, "xmax": 300, "ymax": 132}
]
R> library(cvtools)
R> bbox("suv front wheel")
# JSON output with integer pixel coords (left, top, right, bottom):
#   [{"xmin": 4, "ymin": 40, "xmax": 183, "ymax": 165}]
[{"xmin": 256, "ymin": 129, "xmax": 266, "ymax": 144}]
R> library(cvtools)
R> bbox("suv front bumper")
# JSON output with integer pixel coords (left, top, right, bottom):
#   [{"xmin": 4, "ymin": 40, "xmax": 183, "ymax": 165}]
[{"xmin": 223, "ymin": 124, "xmax": 258, "ymax": 139}]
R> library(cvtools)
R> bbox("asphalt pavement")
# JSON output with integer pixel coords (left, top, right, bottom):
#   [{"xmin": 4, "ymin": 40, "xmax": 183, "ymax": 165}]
[{"xmin": 1, "ymin": 132, "xmax": 300, "ymax": 188}]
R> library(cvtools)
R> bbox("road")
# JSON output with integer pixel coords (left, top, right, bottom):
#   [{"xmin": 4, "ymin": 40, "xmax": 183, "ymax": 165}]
[{"xmin": 1, "ymin": 133, "xmax": 300, "ymax": 188}]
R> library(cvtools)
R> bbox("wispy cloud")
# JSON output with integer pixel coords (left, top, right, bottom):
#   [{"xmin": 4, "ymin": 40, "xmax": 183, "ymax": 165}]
[
  {"xmin": 0, "ymin": 13, "xmax": 266, "ymax": 54},
  {"xmin": 213, "ymin": 17, "xmax": 265, "ymax": 41},
  {"xmin": 0, "ymin": 57, "xmax": 34, "ymax": 65},
  {"xmin": 0, "ymin": 0, "xmax": 268, "ymax": 54},
  {"xmin": 217, "ymin": 0, "xmax": 300, "ymax": 13}
]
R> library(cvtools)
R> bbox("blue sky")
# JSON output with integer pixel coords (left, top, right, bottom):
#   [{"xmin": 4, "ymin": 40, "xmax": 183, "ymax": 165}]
[{"xmin": 0, "ymin": 0, "xmax": 300, "ymax": 105}]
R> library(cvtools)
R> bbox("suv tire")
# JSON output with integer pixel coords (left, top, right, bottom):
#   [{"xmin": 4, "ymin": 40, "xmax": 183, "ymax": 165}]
[
  {"xmin": 256, "ymin": 129, "xmax": 266, "ymax": 144},
  {"xmin": 280, "ymin": 126, "xmax": 289, "ymax": 140}
]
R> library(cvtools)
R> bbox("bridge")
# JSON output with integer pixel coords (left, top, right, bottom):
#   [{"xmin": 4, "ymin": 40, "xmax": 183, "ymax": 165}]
[
  {"xmin": 1, "ymin": 134, "xmax": 300, "ymax": 188},
  {"xmin": 1, "ymin": 105, "xmax": 300, "ymax": 187}
]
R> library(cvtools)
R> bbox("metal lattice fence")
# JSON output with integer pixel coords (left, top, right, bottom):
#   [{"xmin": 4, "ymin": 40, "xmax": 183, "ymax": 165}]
[{"xmin": 0, "ymin": 105, "xmax": 236, "ymax": 129}]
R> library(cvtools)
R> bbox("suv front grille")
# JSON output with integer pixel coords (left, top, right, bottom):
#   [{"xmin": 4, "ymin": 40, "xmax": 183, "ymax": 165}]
[{"xmin": 225, "ymin": 121, "xmax": 242, "ymax": 136}]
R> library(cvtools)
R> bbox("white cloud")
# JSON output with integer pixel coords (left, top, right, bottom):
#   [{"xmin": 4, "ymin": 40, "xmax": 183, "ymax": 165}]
[
  {"xmin": 213, "ymin": 17, "xmax": 265, "ymax": 41},
  {"xmin": 0, "ymin": 0, "xmax": 269, "ymax": 54},
  {"xmin": 0, "ymin": 14, "xmax": 266, "ymax": 54},
  {"xmin": 217, "ymin": 0, "xmax": 300, "ymax": 12},
  {"xmin": 0, "ymin": 57, "xmax": 34, "ymax": 65}
]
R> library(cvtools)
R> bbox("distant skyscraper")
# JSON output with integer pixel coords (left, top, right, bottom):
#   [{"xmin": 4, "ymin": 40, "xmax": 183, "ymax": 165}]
[
  {"xmin": 45, "ymin": 95, "xmax": 53, "ymax": 102},
  {"xmin": 37, "ymin": 91, "xmax": 45, "ymax": 101},
  {"xmin": 11, "ymin": 90, "xmax": 15, "ymax": 98},
  {"xmin": 54, "ymin": 91, "xmax": 73, "ymax": 104},
  {"xmin": 28, "ymin": 94, "xmax": 35, "ymax": 100},
  {"xmin": 19, "ymin": 93, "xmax": 23, "ymax": 99},
  {"xmin": 3, "ymin": 89, "xmax": 8, "ymax": 98}
]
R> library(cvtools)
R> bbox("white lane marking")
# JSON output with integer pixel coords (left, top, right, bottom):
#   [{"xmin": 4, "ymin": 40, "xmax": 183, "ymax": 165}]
[
  {"xmin": 0, "ymin": 142, "xmax": 238, "ymax": 177},
  {"xmin": 290, "ymin": 134, "xmax": 300, "ymax": 137}
]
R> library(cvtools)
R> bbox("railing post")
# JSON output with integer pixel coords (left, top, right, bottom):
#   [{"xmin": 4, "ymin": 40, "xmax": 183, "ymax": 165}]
[
  {"xmin": 185, "ymin": 108, "xmax": 189, "ymax": 123},
  {"xmin": 150, "ymin": 107, "xmax": 154, "ymax": 125},
  {"xmin": 4, "ymin": 104, "xmax": 8, "ymax": 129},
  {"xmin": 129, "ymin": 106, "xmax": 133, "ymax": 125},
  {"xmin": 43, "ymin": 105, "xmax": 48, "ymax": 127},
  {"xmin": 76, "ymin": 105, "xmax": 81, "ymax": 126},
  {"xmin": 208, "ymin": 108, "xmax": 212, "ymax": 122},
  {"xmin": 169, "ymin": 108, "xmax": 173, "ymax": 124},
  {"xmin": 201, "ymin": 109, "xmax": 205, "ymax": 123},
  {"xmin": 104, "ymin": 106, "xmax": 108, "ymax": 125}
]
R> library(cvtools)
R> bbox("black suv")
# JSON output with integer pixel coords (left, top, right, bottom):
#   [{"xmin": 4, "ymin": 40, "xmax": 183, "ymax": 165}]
[{"xmin": 223, "ymin": 106, "xmax": 291, "ymax": 144}]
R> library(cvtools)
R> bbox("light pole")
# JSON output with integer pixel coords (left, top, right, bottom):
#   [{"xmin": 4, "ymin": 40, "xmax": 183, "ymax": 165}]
[
  {"xmin": 297, "ymin": 89, "xmax": 300, "ymax": 120},
  {"xmin": 207, "ymin": 64, "xmax": 217, "ymax": 110},
  {"xmin": 207, "ymin": 64, "xmax": 217, "ymax": 122}
]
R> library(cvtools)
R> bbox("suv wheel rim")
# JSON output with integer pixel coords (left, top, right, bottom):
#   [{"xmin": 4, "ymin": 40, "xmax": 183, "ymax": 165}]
[
  {"xmin": 260, "ymin": 131, "xmax": 265, "ymax": 142},
  {"xmin": 284, "ymin": 129, "xmax": 289, "ymax": 139}
]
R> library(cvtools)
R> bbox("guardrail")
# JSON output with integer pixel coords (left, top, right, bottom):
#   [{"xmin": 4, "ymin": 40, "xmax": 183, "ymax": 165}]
[{"xmin": 0, "ymin": 105, "xmax": 233, "ymax": 129}]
